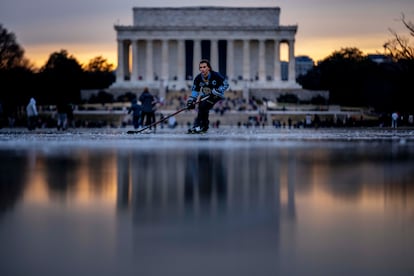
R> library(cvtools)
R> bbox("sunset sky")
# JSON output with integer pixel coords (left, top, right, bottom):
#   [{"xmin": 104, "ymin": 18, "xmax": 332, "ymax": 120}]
[{"xmin": 1, "ymin": 0, "xmax": 412, "ymax": 68}]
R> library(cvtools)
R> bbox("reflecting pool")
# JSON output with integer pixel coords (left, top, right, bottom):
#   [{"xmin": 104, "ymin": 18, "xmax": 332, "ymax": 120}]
[{"xmin": 1, "ymin": 136, "xmax": 414, "ymax": 276}]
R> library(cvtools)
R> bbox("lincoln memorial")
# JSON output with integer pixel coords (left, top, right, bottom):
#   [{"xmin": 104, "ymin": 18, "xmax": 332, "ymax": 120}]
[{"xmin": 111, "ymin": 6, "xmax": 303, "ymax": 98}]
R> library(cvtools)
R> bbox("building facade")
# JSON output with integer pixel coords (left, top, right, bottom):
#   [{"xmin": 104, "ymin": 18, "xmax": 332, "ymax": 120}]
[
  {"xmin": 295, "ymin": 55, "xmax": 315, "ymax": 78},
  {"xmin": 112, "ymin": 6, "xmax": 302, "ymax": 94}
]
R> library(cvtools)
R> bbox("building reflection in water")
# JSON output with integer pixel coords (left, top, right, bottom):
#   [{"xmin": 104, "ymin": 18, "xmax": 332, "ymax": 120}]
[
  {"xmin": 115, "ymin": 146, "xmax": 295, "ymax": 274},
  {"xmin": 116, "ymin": 146, "xmax": 297, "ymax": 223},
  {"xmin": 1, "ymin": 141, "xmax": 414, "ymax": 276},
  {"xmin": 112, "ymin": 143, "xmax": 414, "ymax": 275}
]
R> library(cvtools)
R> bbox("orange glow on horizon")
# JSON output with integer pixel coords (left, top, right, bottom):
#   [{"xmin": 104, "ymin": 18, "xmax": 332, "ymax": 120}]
[
  {"xmin": 24, "ymin": 43, "xmax": 117, "ymax": 69},
  {"xmin": 24, "ymin": 33, "xmax": 390, "ymax": 69},
  {"xmin": 22, "ymin": 151, "xmax": 118, "ymax": 208}
]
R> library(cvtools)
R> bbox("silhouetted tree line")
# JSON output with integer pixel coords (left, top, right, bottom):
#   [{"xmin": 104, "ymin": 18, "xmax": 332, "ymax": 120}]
[
  {"xmin": 297, "ymin": 47, "xmax": 413, "ymax": 113},
  {"xmin": 298, "ymin": 14, "xmax": 413, "ymax": 113},
  {"xmin": 0, "ymin": 14, "xmax": 413, "ymax": 119},
  {"xmin": 0, "ymin": 24, "xmax": 115, "ymax": 120}
]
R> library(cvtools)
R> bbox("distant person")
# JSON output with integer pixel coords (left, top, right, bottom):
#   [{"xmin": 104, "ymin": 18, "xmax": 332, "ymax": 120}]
[
  {"xmin": 139, "ymin": 87, "xmax": 156, "ymax": 131},
  {"xmin": 305, "ymin": 114, "xmax": 312, "ymax": 128},
  {"xmin": 215, "ymin": 119, "xmax": 221, "ymax": 129},
  {"xmin": 288, "ymin": 117, "xmax": 292, "ymax": 129},
  {"xmin": 0, "ymin": 101, "xmax": 3, "ymax": 128},
  {"xmin": 26, "ymin": 97, "xmax": 38, "ymax": 130},
  {"xmin": 56, "ymin": 102, "xmax": 68, "ymax": 131},
  {"xmin": 168, "ymin": 116, "xmax": 178, "ymax": 129},
  {"xmin": 66, "ymin": 103, "xmax": 75, "ymax": 128},
  {"xmin": 391, "ymin": 112, "xmax": 399, "ymax": 128},
  {"xmin": 6, "ymin": 106, "xmax": 16, "ymax": 128},
  {"xmin": 159, "ymin": 113, "xmax": 165, "ymax": 129},
  {"xmin": 187, "ymin": 59, "xmax": 229, "ymax": 133},
  {"xmin": 314, "ymin": 114, "xmax": 321, "ymax": 129},
  {"xmin": 128, "ymin": 98, "xmax": 142, "ymax": 129}
]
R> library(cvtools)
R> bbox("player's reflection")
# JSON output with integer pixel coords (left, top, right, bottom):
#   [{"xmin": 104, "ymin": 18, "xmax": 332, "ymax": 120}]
[{"xmin": 184, "ymin": 149, "xmax": 227, "ymax": 214}]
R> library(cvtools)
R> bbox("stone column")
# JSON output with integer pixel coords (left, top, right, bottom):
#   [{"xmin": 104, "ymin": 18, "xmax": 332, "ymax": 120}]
[
  {"xmin": 131, "ymin": 40, "xmax": 139, "ymax": 82},
  {"xmin": 159, "ymin": 39, "xmax": 169, "ymax": 99},
  {"xmin": 193, "ymin": 39, "xmax": 201, "ymax": 78},
  {"xmin": 177, "ymin": 39, "xmax": 185, "ymax": 81},
  {"xmin": 161, "ymin": 39, "xmax": 169, "ymax": 81},
  {"xmin": 274, "ymin": 40, "xmax": 281, "ymax": 81},
  {"xmin": 226, "ymin": 40, "xmax": 234, "ymax": 81},
  {"xmin": 288, "ymin": 39, "xmax": 296, "ymax": 82},
  {"xmin": 243, "ymin": 39, "xmax": 250, "ymax": 81},
  {"xmin": 210, "ymin": 39, "xmax": 218, "ymax": 70},
  {"xmin": 146, "ymin": 40, "xmax": 153, "ymax": 82},
  {"xmin": 116, "ymin": 39, "xmax": 125, "ymax": 81},
  {"xmin": 258, "ymin": 39, "xmax": 266, "ymax": 82}
]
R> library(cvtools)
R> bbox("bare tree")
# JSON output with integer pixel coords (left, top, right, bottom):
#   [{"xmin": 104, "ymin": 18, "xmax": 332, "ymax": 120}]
[
  {"xmin": 0, "ymin": 24, "xmax": 32, "ymax": 70},
  {"xmin": 383, "ymin": 14, "xmax": 414, "ymax": 60}
]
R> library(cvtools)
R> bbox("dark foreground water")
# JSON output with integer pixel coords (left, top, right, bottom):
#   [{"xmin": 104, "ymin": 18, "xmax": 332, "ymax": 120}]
[{"xmin": 1, "ymin": 128, "xmax": 414, "ymax": 276}]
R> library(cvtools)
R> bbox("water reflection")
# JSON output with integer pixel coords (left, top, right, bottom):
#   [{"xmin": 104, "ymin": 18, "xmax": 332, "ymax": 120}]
[
  {"xmin": 115, "ymin": 147, "xmax": 295, "ymax": 221},
  {"xmin": 0, "ymin": 150, "xmax": 29, "ymax": 214},
  {"xmin": 1, "ymin": 141, "xmax": 414, "ymax": 276}
]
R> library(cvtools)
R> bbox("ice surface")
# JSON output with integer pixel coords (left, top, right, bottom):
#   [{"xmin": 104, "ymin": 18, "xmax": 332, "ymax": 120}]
[{"xmin": 1, "ymin": 126, "xmax": 413, "ymax": 150}]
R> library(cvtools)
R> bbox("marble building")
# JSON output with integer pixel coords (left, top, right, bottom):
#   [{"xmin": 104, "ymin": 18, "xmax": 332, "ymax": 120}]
[{"xmin": 111, "ymin": 6, "xmax": 303, "ymax": 97}]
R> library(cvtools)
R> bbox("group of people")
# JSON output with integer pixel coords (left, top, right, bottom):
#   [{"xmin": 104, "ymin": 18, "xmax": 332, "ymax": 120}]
[
  {"xmin": 24, "ymin": 97, "xmax": 74, "ymax": 131},
  {"xmin": 128, "ymin": 87, "xmax": 158, "ymax": 132},
  {"xmin": 128, "ymin": 59, "xmax": 230, "ymax": 134},
  {"xmin": 20, "ymin": 61, "xmax": 412, "ymax": 132},
  {"xmin": 22, "ymin": 59, "xmax": 230, "ymax": 133}
]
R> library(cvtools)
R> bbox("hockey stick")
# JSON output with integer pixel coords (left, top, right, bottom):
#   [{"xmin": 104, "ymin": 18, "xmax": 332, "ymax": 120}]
[{"xmin": 127, "ymin": 95, "xmax": 209, "ymax": 134}]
